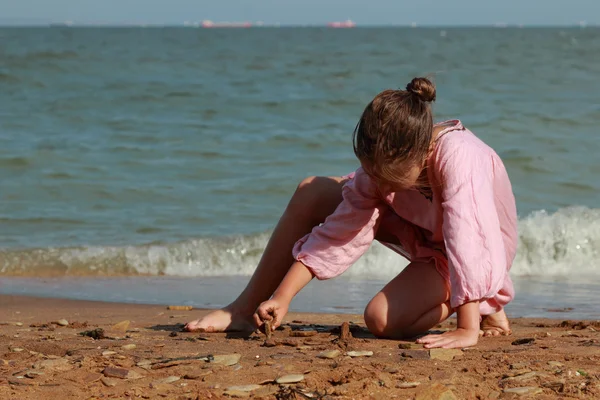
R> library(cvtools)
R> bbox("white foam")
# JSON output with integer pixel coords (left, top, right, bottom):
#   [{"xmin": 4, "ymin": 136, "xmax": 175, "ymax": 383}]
[{"xmin": 1, "ymin": 207, "xmax": 598, "ymax": 280}]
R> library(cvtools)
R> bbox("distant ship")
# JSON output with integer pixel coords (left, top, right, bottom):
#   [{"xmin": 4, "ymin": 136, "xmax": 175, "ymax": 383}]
[
  {"xmin": 327, "ymin": 19, "xmax": 356, "ymax": 28},
  {"xmin": 202, "ymin": 20, "xmax": 252, "ymax": 28}
]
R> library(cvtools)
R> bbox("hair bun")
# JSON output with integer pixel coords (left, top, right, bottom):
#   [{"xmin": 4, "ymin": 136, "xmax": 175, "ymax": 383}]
[{"xmin": 406, "ymin": 77, "xmax": 436, "ymax": 103}]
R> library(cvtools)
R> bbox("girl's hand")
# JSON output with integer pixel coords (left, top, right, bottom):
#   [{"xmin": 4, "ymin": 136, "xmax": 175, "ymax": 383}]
[
  {"xmin": 253, "ymin": 298, "xmax": 289, "ymax": 330},
  {"xmin": 416, "ymin": 327, "xmax": 479, "ymax": 349}
]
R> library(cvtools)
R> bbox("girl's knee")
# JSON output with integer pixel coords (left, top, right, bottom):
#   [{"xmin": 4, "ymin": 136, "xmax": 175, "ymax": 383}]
[
  {"xmin": 289, "ymin": 176, "xmax": 343, "ymax": 222},
  {"xmin": 363, "ymin": 296, "xmax": 392, "ymax": 338}
]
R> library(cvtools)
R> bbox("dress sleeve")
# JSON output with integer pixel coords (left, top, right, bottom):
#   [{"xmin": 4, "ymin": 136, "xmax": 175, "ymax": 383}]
[
  {"xmin": 438, "ymin": 146, "xmax": 507, "ymax": 309},
  {"xmin": 292, "ymin": 167, "xmax": 385, "ymax": 280}
]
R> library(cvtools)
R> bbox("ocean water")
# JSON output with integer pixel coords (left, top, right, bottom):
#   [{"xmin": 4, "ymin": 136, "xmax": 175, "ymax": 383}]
[{"xmin": 1, "ymin": 27, "xmax": 599, "ymax": 318}]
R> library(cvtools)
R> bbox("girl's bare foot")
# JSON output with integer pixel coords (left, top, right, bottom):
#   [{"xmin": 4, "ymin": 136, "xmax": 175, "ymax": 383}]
[
  {"xmin": 184, "ymin": 307, "xmax": 256, "ymax": 332},
  {"xmin": 480, "ymin": 308, "xmax": 512, "ymax": 337}
]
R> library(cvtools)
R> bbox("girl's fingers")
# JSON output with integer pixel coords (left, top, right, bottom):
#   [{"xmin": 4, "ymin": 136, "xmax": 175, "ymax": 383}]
[
  {"xmin": 252, "ymin": 313, "xmax": 263, "ymax": 328},
  {"xmin": 417, "ymin": 334, "xmax": 444, "ymax": 344}
]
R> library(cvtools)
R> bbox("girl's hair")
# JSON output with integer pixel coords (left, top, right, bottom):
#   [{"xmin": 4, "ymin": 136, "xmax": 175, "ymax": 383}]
[{"xmin": 352, "ymin": 77, "xmax": 436, "ymax": 187}]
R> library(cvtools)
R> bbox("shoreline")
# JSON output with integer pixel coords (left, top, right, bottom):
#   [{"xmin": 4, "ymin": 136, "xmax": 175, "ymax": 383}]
[{"xmin": 1, "ymin": 295, "xmax": 599, "ymax": 399}]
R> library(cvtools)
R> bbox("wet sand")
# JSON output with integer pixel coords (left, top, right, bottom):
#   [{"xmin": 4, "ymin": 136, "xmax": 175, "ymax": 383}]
[{"xmin": 1, "ymin": 295, "xmax": 598, "ymax": 399}]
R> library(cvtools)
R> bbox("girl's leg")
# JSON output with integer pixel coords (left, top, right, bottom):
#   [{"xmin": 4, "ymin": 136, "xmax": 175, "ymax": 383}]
[
  {"xmin": 363, "ymin": 260, "xmax": 453, "ymax": 339},
  {"xmin": 185, "ymin": 176, "xmax": 347, "ymax": 332}
]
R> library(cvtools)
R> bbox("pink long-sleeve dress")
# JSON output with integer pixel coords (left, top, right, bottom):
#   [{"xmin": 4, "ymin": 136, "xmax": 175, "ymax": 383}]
[{"xmin": 292, "ymin": 120, "xmax": 518, "ymax": 315}]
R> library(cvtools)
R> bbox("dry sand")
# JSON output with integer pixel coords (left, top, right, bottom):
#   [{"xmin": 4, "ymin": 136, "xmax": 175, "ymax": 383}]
[{"xmin": 1, "ymin": 295, "xmax": 599, "ymax": 399}]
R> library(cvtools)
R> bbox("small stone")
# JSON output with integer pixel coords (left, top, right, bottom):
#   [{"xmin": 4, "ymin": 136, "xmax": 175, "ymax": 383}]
[
  {"xmin": 183, "ymin": 371, "xmax": 212, "ymax": 380},
  {"xmin": 397, "ymin": 381, "xmax": 421, "ymax": 388},
  {"xmin": 416, "ymin": 383, "xmax": 458, "ymax": 400},
  {"xmin": 510, "ymin": 362, "xmax": 528, "ymax": 370},
  {"xmin": 317, "ymin": 350, "xmax": 341, "ymax": 359},
  {"xmin": 542, "ymin": 380, "xmax": 565, "ymax": 391},
  {"xmin": 262, "ymin": 339, "xmax": 279, "ymax": 347},
  {"xmin": 102, "ymin": 366, "xmax": 144, "ymax": 380},
  {"xmin": 398, "ymin": 343, "xmax": 420, "ymax": 349},
  {"xmin": 289, "ymin": 330, "xmax": 317, "ymax": 337},
  {"xmin": 504, "ymin": 371, "xmax": 537, "ymax": 382},
  {"xmin": 210, "ymin": 354, "xmax": 241, "ymax": 366},
  {"xmin": 101, "ymin": 377, "xmax": 118, "ymax": 387},
  {"xmin": 111, "ymin": 320, "xmax": 130, "ymax": 332},
  {"xmin": 339, "ymin": 322, "xmax": 351, "ymax": 341},
  {"xmin": 402, "ymin": 350, "xmax": 430, "ymax": 360},
  {"xmin": 25, "ymin": 371, "xmax": 44, "ymax": 378},
  {"xmin": 102, "ymin": 351, "xmax": 117, "ymax": 356},
  {"xmin": 276, "ymin": 374, "xmax": 305, "ymax": 384},
  {"xmin": 429, "ymin": 348, "xmax": 463, "ymax": 361},
  {"xmin": 226, "ymin": 385, "xmax": 262, "ymax": 392},
  {"xmin": 488, "ymin": 391, "xmax": 500, "ymax": 399},
  {"xmin": 511, "ymin": 338, "xmax": 535, "ymax": 346},
  {"xmin": 154, "ymin": 376, "xmax": 180, "ymax": 384},
  {"xmin": 33, "ymin": 358, "xmax": 72, "ymax": 372},
  {"xmin": 82, "ymin": 373, "xmax": 103, "ymax": 383},
  {"xmin": 56, "ymin": 319, "xmax": 69, "ymax": 327},
  {"xmin": 167, "ymin": 305, "xmax": 193, "ymax": 311},
  {"xmin": 548, "ymin": 361, "xmax": 563, "ymax": 368},
  {"xmin": 346, "ymin": 351, "xmax": 373, "ymax": 357},
  {"xmin": 11, "ymin": 348, "xmax": 24, "ymax": 352},
  {"xmin": 503, "ymin": 386, "xmax": 543, "ymax": 396},
  {"xmin": 121, "ymin": 344, "xmax": 136, "ymax": 350}
]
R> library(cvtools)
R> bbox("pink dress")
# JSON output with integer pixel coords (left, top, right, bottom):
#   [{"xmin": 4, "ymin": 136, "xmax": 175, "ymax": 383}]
[{"xmin": 292, "ymin": 120, "xmax": 518, "ymax": 315}]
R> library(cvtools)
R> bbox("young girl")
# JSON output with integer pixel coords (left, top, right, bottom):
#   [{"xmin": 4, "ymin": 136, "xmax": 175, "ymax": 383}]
[{"xmin": 185, "ymin": 77, "xmax": 517, "ymax": 349}]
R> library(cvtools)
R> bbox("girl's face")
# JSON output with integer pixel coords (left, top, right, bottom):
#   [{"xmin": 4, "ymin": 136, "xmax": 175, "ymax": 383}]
[{"xmin": 361, "ymin": 160, "xmax": 423, "ymax": 194}]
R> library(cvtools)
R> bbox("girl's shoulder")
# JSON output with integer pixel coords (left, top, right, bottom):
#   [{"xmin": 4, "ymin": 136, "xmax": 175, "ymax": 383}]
[
  {"xmin": 435, "ymin": 120, "xmax": 497, "ymax": 159},
  {"xmin": 432, "ymin": 120, "xmax": 500, "ymax": 180}
]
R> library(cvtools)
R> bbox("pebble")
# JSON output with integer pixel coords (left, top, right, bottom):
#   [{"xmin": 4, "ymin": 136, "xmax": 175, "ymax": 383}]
[
  {"xmin": 397, "ymin": 381, "xmax": 420, "ymax": 388},
  {"xmin": 415, "ymin": 383, "xmax": 457, "ymax": 400},
  {"xmin": 101, "ymin": 377, "xmax": 118, "ymax": 387},
  {"xmin": 511, "ymin": 338, "xmax": 535, "ymax": 346},
  {"xmin": 401, "ymin": 349, "xmax": 430, "ymax": 360},
  {"xmin": 121, "ymin": 344, "xmax": 136, "ymax": 350},
  {"xmin": 503, "ymin": 386, "xmax": 543, "ymax": 395},
  {"xmin": 503, "ymin": 371, "xmax": 538, "ymax": 382},
  {"xmin": 317, "ymin": 350, "xmax": 341, "ymax": 359},
  {"xmin": 210, "ymin": 354, "xmax": 241, "ymax": 366},
  {"xmin": 167, "ymin": 305, "xmax": 193, "ymax": 311},
  {"xmin": 56, "ymin": 319, "xmax": 69, "ymax": 327},
  {"xmin": 154, "ymin": 376, "xmax": 180, "ymax": 384},
  {"xmin": 548, "ymin": 361, "xmax": 564, "ymax": 367},
  {"xmin": 226, "ymin": 384, "xmax": 262, "ymax": 392},
  {"xmin": 102, "ymin": 351, "xmax": 117, "ymax": 356},
  {"xmin": 429, "ymin": 348, "xmax": 463, "ymax": 361},
  {"xmin": 398, "ymin": 343, "xmax": 420, "ymax": 349},
  {"xmin": 183, "ymin": 371, "xmax": 212, "ymax": 380},
  {"xmin": 25, "ymin": 371, "xmax": 44, "ymax": 379},
  {"xmin": 510, "ymin": 362, "xmax": 528, "ymax": 370},
  {"xmin": 33, "ymin": 358, "xmax": 72, "ymax": 372},
  {"xmin": 276, "ymin": 374, "xmax": 305, "ymax": 384},
  {"xmin": 289, "ymin": 330, "xmax": 317, "ymax": 337},
  {"xmin": 102, "ymin": 366, "xmax": 144, "ymax": 380},
  {"xmin": 82, "ymin": 373, "xmax": 103, "ymax": 383},
  {"xmin": 111, "ymin": 320, "xmax": 130, "ymax": 332},
  {"xmin": 346, "ymin": 351, "xmax": 373, "ymax": 357},
  {"xmin": 11, "ymin": 348, "xmax": 24, "ymax": 352}
]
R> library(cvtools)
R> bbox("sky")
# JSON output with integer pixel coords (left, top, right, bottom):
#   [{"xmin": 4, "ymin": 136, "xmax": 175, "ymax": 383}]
[{"xmin": 0, "ymin": 0, "xmax": 597, "ymax": 26}]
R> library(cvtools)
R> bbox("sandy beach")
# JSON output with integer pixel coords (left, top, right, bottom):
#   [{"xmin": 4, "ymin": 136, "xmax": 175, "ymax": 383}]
[{"xmin": 1, "ymin": 295, "xmax": 598, "ymax": 399}]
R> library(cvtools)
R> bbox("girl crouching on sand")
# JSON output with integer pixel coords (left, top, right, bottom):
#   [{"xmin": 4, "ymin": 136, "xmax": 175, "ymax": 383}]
[{"xmin": 185, "ymin": 77, "xmax": 517, "ymax": 349}]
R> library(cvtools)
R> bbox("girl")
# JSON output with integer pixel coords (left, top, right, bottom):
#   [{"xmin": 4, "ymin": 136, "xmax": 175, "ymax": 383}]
[{"xmin": 185, "ymin": 77, "xmax": 517, "ymax": 349}]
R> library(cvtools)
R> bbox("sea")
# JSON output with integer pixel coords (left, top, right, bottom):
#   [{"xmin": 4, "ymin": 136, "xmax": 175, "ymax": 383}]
[{"xmin": 1, "ymin": 27, "xmax": 599, "ymax": 319}]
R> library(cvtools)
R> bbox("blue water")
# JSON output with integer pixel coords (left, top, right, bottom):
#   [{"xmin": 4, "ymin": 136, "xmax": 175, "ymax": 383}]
[{"xmin": 1, "ymin": 27, "xmax": 599, "ymax": 317}]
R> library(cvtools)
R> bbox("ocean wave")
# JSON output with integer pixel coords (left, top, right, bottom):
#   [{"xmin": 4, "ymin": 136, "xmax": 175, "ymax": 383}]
[{"xmin": 1, "ymin": 206, "xmax": 598, "ymax": 278}]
